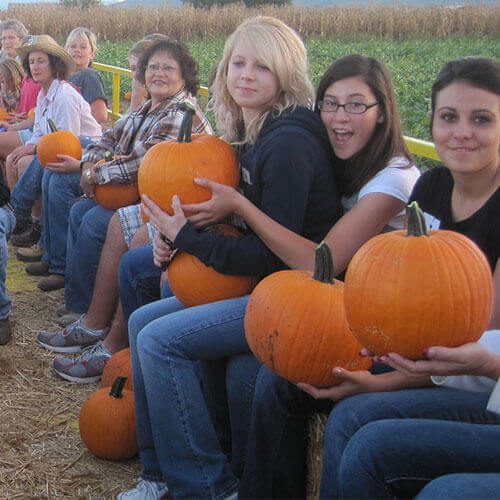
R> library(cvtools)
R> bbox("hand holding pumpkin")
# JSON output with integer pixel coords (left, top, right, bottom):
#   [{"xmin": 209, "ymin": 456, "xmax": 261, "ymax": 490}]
[
  {"xmin": 142, "ymin": 194, "xmax": 187, "ymax": 243},
  {"xmin": 45, "ymin": 154, "xmax": 81, "ymax": 173},
  {"xmin": 81, "ymin": 164, "xmax": 97, "ymax": 197},
  {"xmin": 378, "ymin": 343, "xmax": 500, "ymax": 381},
  {"xmin": 152, "ymin": 232, "xmax": 175, "ymax": 268},
  {"xmin": 182, "ymin": 178, "xmax": 243, "ymax": 229}
]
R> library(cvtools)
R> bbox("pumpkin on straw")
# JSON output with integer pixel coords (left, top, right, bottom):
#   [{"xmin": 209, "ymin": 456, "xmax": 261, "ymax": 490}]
[
  {"xmin": 344, "ymin": 201, "xmax": 493, "ymax": 359},
  {"xmin": 245, "ymin": 242, "xmax": 371, "ymax": 387},
  {"xmin": 101, "ymin": 348, "xmax": 133, "ymax": 391}
]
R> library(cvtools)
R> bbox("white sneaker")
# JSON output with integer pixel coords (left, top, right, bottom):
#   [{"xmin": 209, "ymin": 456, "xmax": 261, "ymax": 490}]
[{"xmin": 117, "ymin": 479, "xmax": 169, "ymax": 500}]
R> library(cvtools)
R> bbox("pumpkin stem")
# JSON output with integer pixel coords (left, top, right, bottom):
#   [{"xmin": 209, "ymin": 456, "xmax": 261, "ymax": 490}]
[
  {"xmin": 47, "ymin": 118, "xmax": 58, "ymax": 133},
  {"xmin": 313, "ymin": 241, "xmax": 334, "ymax": 284},
  {"xmin": 177, "ymin": 101, "xmax": 196, "ymax": 143},
  {"xmin": 406, "ymin": 201, "xmax": 428, "ymax": 237},
  {"xmin": 109, "ymin": 376, "xmax": 128, "ymax": 398},
  {"xmin": 104, "ymin": 151, "xmax": 113, "ymax": 161}
]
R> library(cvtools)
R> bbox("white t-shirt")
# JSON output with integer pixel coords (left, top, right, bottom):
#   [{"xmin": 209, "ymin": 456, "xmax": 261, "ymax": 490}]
[
  {"xmin": 28, "ymin": 79, "xmax": 102, "ymax": 144},
  {"xmin": 431, "ymin": 330, "xmax": 500, "ymax": 415},
  {"xmin": 341, "ymin": 156, "xmax": 421, "ymax": 230}
]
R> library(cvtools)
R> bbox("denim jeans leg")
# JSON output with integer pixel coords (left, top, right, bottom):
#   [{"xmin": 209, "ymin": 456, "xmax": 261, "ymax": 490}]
[
  {"xmin": 41, "ymin": 170, "xmax": 82, "ymax": 274},
  {"xmin": 129, "ymin": 297, "xmax": 187, "ymax": 482},
  {"xmin": 131, "ymin": 296, "xmax": 250, "ymax": 499},
  {"xmin": 416, "ymin": 473, "xmax": 500, "ymax": 499},
  {"xmin": 119, "ymin": 245, "xmax": 166, "ymax": 325},
  {"xmin": 10, "ymin": 155, "xmax": 44, "ymax": 220},
  {"xmin": 338, "ymin": 419, "xmax": 500, "ymax": 499},
  {"xmin": 0, "ymin": 207, "xmax": 15, "ymax": 319},
  {"xmin": 64, "ymin": 201, "xmax": 114, "ymax": 312},
  {"xmin": 320, "ymin": 387, "xmax": 500, "ymax": 499}
]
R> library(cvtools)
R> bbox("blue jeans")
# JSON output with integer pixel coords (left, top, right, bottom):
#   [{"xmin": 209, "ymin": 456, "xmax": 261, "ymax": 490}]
[
  {"xmin": 41, "ymin": 170, "xmax": 82, "ymax": 274},
  {"xmin": 0, "ymin": 206, "xmax": 15, "ymax": 319},
  {"xmin": 64, "ymin": 198, "xmax": 114, "ymax": 313},
  {"xmin": 128, "ymin": 295, "xmax": 251, "ymax": 499},
  {"xmin": 338, "ymin": 418, "xmax": 500, "ymax": 499},
  {"xmin": 10, "ymin": 154, "xmax": 43, "ymax": 221},
  {"xmin": 119, "ymin": 245, "xmax": 163, "ymax": 324},
  {"xmin": 321, "ymin": 388, "xmax": 500, "ymax": 499},
  {"xmin": 416, "ymin": 473, "xmax": 500, "ymax": 499}
]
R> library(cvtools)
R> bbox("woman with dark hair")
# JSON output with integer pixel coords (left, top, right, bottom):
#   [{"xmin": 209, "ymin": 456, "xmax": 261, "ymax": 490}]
[
  {"xmin": 323, "ymin": 56, "xmax": 500, "ymax": 500},
  {"xmin": 35, "ymin": 37, "xmax": 213, "ymax": 363}
]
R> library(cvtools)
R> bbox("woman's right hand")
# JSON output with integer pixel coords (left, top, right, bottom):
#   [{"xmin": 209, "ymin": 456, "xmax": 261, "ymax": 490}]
[
  {"xmin": 182, "ymin": 178, "xmax": 242, "ymax": 228},
  {"xmin": 80, "ymin": 163, "xmax": 97, "ymax": 197},
  {"xmin": 153, "ymin": 232, "xmax": 175, "ymax": 268}
]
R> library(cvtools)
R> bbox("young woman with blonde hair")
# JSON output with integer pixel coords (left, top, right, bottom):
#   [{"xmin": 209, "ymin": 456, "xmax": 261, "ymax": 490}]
[{"xmin": 121, "ymin": 16, "xmax": 342, "ymax": 499}]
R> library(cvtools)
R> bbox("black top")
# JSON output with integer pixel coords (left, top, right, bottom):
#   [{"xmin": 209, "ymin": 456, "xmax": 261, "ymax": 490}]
[
  {"xmin": 69, "ymin": 68, "xmax": 108, "ymax": 106},
  {"xmin": 409, "ymin": 166, "xmax": 500, "ymax": 272},
  {"xmin": 175, "ymin": 106, "xmax": 343, "ymax": 278}
]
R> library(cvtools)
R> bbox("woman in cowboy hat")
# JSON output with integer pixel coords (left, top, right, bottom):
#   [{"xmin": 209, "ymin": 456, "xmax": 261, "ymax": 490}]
[{"xmin": 8, "ymin": 35, "xmax": 102, "ymax": 291}]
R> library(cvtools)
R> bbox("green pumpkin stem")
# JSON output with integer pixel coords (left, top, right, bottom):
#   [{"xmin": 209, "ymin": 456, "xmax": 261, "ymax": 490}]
[
  {"xmin": 406, "ymin": 201, "xmax": 428, "ymax": 237},
  {"xmin": 176, "ymin": 101, "xmax": 196, "ymax": 143},
  {"xmin": 104, "ymin": 151, "xmax": 112, "ymax": 161},
  {"xmin": 47, "ymin": 118, "xmax": 58, "ymax": 133},
  {"xmin": 109, "ymin": 376, "xmax": 127, "ymax": 398},
  {"xmin": 313, "ymin": 241, "xmax": 334, "ymax": 284}
]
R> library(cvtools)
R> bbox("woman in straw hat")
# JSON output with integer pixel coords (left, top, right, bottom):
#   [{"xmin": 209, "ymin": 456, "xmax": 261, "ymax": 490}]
[{"xmin": 8, "ymin": 35, "xmax": 102, "ymax": 291}]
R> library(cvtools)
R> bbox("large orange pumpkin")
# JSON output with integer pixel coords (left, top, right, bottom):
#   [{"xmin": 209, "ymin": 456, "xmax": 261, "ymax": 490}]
[
  {"xmin": 344, "ymin": 202, "xmax": 494, "ymax": 359},
  {"xmin": 100, "ymin": 348, "xmax": 133, "ymax": 391},
  {"xmin": 93, "ymin": 152, "xmax": 140, "ymax": 210},
  {"xmin": 79, "ymin": 376, "xmax": 137, "ymax": 460},
  {"xmin": 37, "ymin": 118, "xmax": 82, "ymax": 167},
  {"xmin": 245, "ymin": 242, "xmax": 371, "ymax": 387},
  {"xmin": 167, "ymin": 224, "xmax": 256, "ymax": 307},
  {"xmin": 138, "ymin": 102, "xmax": 238, "ymax": 222}
]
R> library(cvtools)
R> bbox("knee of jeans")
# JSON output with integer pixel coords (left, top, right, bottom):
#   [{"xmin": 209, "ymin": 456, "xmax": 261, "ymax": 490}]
[{"xmin": 81, "ymin": 208, "xmax": 110, "ymax": 241}]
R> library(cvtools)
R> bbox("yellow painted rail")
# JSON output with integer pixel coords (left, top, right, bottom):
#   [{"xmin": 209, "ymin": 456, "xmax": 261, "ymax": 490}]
[{"xmin": 93, "ymin": 62, "xmax": 440, "ymax": 162}]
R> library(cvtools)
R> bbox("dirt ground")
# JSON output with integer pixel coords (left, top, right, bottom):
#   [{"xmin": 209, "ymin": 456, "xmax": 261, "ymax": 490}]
[{"xmin": 1, "ymin": 243, "xmax": 142, "ymax": 499}]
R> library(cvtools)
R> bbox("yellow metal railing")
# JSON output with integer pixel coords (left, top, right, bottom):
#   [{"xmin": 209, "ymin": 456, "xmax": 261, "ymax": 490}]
[{"xmin": 93, "ymin": 62, "xmax": 440, "ymax": 162}]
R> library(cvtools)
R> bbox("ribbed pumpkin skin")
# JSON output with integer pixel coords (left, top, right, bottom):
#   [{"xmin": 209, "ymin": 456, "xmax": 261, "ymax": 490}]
[
  {"xmin": 245, "ymin": 271, "xmax": 371, "ymax": 387},
  {"xmin": 100, "ymin": 348, "xmax": 133, "ymax": 391},
  {"xmin": 37, "ymin": 130, "xmax": 82, "ymax": 167},
  {"xmin": 79, "ymin": 382, "xmax": 137, "ymax": 460},
  {"xmin": 344, "ymin": 229, "xmax": 493, "ymax": 359},
  {"xmin": 168, "ymin": 224, "xmax": 255, "ymax": 307},
  {"xmin": 138, "ymin": 135, "xmax": 238, "ymax": 222},
  {"xmin": 94, "ymin": 184, "xmax": 139, "ymax": 210}
]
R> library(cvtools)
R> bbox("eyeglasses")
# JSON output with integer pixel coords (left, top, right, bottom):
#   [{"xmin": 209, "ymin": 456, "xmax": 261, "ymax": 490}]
[
  {"xmin": 317, "ymin": 100, "xmax": 379, "ymax": 114},
  {"xmin": 0, "ymin": 35, "xmax": 19, "ymax": 43},
  {"xmin": 146, "ymin": 63, "xmax": 177, "ymax": 73}
]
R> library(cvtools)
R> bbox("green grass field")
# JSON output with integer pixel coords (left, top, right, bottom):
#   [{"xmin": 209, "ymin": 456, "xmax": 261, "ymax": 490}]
[{"xmin": 96, "ymin": 36, "xmax": 498, "ymax": 157}]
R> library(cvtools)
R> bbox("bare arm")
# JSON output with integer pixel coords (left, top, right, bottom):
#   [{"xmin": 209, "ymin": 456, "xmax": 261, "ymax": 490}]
[
  {"xmin": 90, "ymin": 99, "xmax": 108, "ymax": 124},
  {"xmin": 488, "ymin": 259, "xmax": 500, "ymax": 330}
]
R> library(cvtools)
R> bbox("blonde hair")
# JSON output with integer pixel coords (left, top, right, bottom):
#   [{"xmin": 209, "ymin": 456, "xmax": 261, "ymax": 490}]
[
  {"xmin": 0, "ymin": 58, "xmax": 23, "ymax": 100},
  {"xmin": 65, "ymin": 27, "xmax": 98, "ymax": 64},
  {"xmin": 209, "ymin": 16, "xmax": 314, "ymax": 144}
]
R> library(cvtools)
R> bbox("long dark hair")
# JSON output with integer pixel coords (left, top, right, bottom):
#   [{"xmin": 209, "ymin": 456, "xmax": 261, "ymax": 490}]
[
  {"xmin": 315, "ymin": 54, "xmax": 410, "ymax": 197},
  {"xmin": 430, "ymin": 57, "xmax": 500, "ymax": 133}
]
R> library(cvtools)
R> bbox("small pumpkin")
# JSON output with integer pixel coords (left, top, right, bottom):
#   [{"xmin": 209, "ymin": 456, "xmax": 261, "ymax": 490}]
[
  {"xmin": 100, "ymin": 348, "xmax": 133, "ymax": 391},
  {"xmin": 79, "ymin": 376, "xmax": 137, "ymax": 460},
  {"xmin": 124, "ymin": 92, "xmax": 132, "ymax": 101},
  {"xmin": 344, "ymin": 202, "xmax": 494, "ymax": 359},
  {"xmin": 26, "ymin": 107, "xmax": 36, "ymax": 119},
  {"xmin": 245, "ymin": 242, "xmax": 371, "ymax": 387},
  {"xmin": 37, "ymin": 118, "xmax": 82, "ymax": 167},
  {"xmin": 94, "ymin": 152, "xmax": 139, "ymax": 210},
  {"xmin": 167, "ymin": 224, "xmax": 256, "ymax": 307},
  {"xmin": 0, "ymin": 107, "xmax": 12, "ymax": 121},
  {"xmin": 138, "ymin": 102, "xmax": 238, "ymax": 222}
]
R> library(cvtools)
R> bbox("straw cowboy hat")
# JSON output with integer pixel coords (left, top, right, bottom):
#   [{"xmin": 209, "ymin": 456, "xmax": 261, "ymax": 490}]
[{"xmin": 16, "ymin": 35, "xmax": 74, "ymax": 71}]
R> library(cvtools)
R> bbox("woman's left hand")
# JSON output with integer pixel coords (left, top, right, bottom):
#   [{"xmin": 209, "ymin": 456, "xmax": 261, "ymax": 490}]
[
  {"xmin": 142, "ymin": 194, "xmax": 187, "ymax": 242},
  {"xmin": 44, "ymin": 154, "xmax": 81, "ymax": 173},
  {"xmin": 378, "ymin": 343, "xmax": 500, "ymax": 380}
]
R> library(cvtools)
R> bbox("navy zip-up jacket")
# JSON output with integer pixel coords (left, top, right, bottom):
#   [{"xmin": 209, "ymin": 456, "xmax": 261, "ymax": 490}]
[{"xmin": 174, "ymin": 106, "xmax": 342, "ymax": 279}]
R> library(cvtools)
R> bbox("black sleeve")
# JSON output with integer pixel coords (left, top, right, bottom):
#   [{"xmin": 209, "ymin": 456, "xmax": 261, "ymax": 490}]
[{"xmin": 174, "ymin": 130, "xmax": 324, "ymax": 278}]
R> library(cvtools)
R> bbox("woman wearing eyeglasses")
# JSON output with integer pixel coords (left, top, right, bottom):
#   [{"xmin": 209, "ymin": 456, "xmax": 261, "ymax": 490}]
[{"xmin": 177, "ymin": 54, "xmax": 420, "ymax": 498}]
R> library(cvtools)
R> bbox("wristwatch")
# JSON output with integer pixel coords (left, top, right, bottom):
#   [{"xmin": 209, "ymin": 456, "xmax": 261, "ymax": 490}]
[{"xmin": 84, "ymin": 168, "xmax": 93, "ymax": 181}]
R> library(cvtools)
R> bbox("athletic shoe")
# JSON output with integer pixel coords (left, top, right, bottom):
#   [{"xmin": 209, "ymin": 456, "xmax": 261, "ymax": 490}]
[
  {"xmin": 117, "ymin": 479, "xmax": 170, "ymax": 500},
  {"xmin": 37, "ymin": 315, "xmax": 109, "ymax": 353},
  {"xmin": 52, "ymin": 340, "xmax": 112, "ymax": 383}
]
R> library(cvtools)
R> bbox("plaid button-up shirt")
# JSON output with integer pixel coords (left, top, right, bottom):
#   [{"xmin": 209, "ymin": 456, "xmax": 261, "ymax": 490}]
[{"xmin": 82, "ymin": 89, "xmax": 213, "ymax": 185}]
